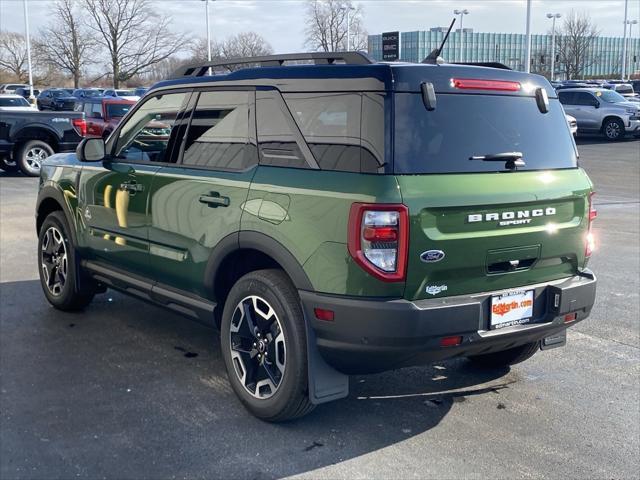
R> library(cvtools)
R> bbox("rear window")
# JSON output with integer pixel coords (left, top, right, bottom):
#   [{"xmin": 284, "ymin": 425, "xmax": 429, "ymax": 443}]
[
  {"xmin": 107, "ymin": 103, "xmax": 131, "ymax": 118},
  {"xmin": 0, "ymin": 97, "xmax": 29, "ymax": 107},
  {"xmin": 394, "ymin": 93, "xmax": 577, "ymax": 174}
]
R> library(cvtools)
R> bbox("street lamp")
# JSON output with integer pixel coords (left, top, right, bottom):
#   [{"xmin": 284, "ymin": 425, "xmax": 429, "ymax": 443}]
[
  {"xmin": 524, "ymin": 0, "xmax": 532, "ymax": 72},
  {"xmin": 202, "ymin": 0, "xmax": 215, "ymax": 74},
  {"xmin": 622, "ymin": 0, "xmax": 629, "ymax": 80},
  {"xmin": 547, "ymin": 13, "xmax": 561, "ymax": 81},
  {"xmin": 340, "ymin": 5, "xmax": 356, "ymax": 51},
  {"xmin": 22, "ymin": 0, "xmax": 34, "ymax": 102},
  {"xmin": 453, "ymin": 9, "xmax": 469, "ymax": 62},
  {"xmin": 625, "ymin": 19, "xmax": 638, "ymax": 80}
]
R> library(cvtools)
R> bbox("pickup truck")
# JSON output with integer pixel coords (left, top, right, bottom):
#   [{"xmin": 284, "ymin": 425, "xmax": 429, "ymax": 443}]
[
  {"xmin": 74, "ymin": 97, "xmax": 135, "ymax": 139},
  {"xmin": 0, "ymin": 110, "xmax": 86, "ymax": 176}
]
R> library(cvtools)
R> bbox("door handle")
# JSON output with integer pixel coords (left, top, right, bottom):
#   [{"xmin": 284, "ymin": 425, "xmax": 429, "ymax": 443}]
[
  {"xmin": 120, "ymin": 181, "xmax": 144, "ymax": 194},
  {"xmin": 199, "ymin": 192, "xmax": 230, "ymax": 208}
]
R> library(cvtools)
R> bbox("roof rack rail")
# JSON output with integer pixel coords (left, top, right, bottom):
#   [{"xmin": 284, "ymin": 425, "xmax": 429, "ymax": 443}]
[
  {"xmin": 451, "ymin": 62, "xmax": 511, "ymax": 70},
  {"xmin": 169, "ymin": 51, "xmax": 376, "ymax": 79}
]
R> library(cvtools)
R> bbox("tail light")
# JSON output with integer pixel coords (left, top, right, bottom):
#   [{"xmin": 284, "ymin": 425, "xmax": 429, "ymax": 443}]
[
  {"xmin": 348, "ymin": 203, "xmax": 408, "ymax": 282},
  {"xmin": 72, "ymin": 118, "xmax": 87, "ymax": 137},
  {"xmin": 452, "ymin": 78, "xmax": 521, "ymax": 92},
  {"xmin": 585, "ymin": 192, "xmax": 597, "ymax": 257}
]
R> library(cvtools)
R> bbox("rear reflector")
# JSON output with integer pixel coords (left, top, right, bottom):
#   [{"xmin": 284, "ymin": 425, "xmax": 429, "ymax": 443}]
[
  {"xmin": 314, "ymin": 308, "xmax": 335, "ymax": 322},
  {"xmin": 586, "ymin": 192, "xmax": 597, "ymax": 257},
  {"xmin": 564, "ymin": 313, "xmax": 577, "ymax": 323},
  {"xmin": 452, "ymin": 78, "xmax": 521, "ymax": 92},
  {"xmin": 440, "ymin": 336, "xmax": 463, "ymax": 347}
]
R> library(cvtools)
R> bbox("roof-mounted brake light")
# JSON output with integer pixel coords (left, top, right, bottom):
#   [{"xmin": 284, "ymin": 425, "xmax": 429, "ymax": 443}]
[{"xmin": 452, "ymin": 78, "xmax": 521, "ymax": 92}]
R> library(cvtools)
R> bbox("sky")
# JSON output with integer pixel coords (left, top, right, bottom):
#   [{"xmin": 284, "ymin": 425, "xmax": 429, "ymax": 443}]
[{"xmin": 1, "ymin": 0, "xmax": 639, "ymax": 54}]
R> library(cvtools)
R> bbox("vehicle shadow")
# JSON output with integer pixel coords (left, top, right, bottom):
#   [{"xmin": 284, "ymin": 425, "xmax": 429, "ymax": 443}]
[{"xmin": 1, "ymin": 280, "xmax": 515, "ymax": 480}]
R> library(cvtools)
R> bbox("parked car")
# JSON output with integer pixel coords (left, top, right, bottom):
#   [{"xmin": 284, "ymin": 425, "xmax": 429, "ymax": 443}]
[
  {"xmin": 72, "ymin": 88, "xmax": 102, "ymax": 100},
  {"xmin": 565, "ymin": 113, "xmax": 578, "ymax": 136},
  {"xmin": 0, "ymin": 94, "xmax": 37, "ymax": 111},
  {"xmin": 37, "ymin": 88, "xmax": 78, "ymax": 111},
  {"xmin": 14, "ymin": 87, "xmax": 40, "ymax": 99},
  {"xmin": 102, "ymin": 89, "xmax": 139, "ymax": 101},
  {"xmin": 133, "ymin": 87, "xmax": 149, "ymax": 97},
  {"xmin": 556, "ymin": 83, "xmax": 590, "ymax": 90},
  {"xmin": 558, "ymin": 88, "xmax": 640, "ymax": 140},
  {"xmin": 34, "ymin": 52, "xmax": 597, "ymax": 421},
  {"xmin": 74, "ymin": 97, "xmax": 135, "ymax": 138},
  {"xmin": 0, "ymin": 83, "xmax": 29, "ymax": 94},
  {"xmin": 0, "ymin": 109, "xmax": 86, "ymax": 175}
]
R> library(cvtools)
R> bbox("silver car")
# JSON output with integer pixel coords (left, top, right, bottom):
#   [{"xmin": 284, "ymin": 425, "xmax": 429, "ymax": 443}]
[{"xmin": 558, "ymin": 88, "xmax": 640, "ymax": 140}]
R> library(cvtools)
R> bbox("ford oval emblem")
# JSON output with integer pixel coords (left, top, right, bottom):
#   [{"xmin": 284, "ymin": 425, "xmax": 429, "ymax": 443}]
[{"xmin": 420, "ymin": 250, "xmax": 445, "ymax": 263}]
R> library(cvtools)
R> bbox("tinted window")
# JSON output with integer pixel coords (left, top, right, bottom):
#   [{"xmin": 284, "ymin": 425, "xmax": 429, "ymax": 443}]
[
  {"xmin": 115, "ymin": 92, "xmax": 188, "ymax": 163},
  {"xmin": 182, "ymin": 90, "xmax": 256, "ymax": 171},
  {"xmin": 106, "ymin": 103, "xmax": 132, "ymax": 118},
  {"xmin": 256, "ymin": 90, "xmax": 308, "ymax": 169},
  {"xmin": 558, "ymin": 91, "xmax": 575, "ymax": 105},
  {"xmin": 394, "ymin": 93, "xmax": 577, "ymax": 174},
  {"xmin": 574, "ymin": 92, "xmax": 597, "ymax": 106},
  {"xmin": 283, "ymin": 92, "xmax": 384, "ymax": 173}
]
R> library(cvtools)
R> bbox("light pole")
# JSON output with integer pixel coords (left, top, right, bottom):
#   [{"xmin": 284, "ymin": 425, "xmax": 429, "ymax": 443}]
[
  {"xmin": 340, "ymin": 5, "xmax": 356, "ymax": 51},
  {"xmin": 625, "ymin": 19, "xmax": 638, "ymax": 80},
  {"xmin": 202, "ymin": 0, "xmax": 214, "ymax": 74},
  {"xmin": 525, "ymin": 0, "xmax": 532, "ymax": 72},
  {"xmin": 547, "ymin": 13, "xmax": 561, "ymax": 81},
  {"xmin": 22, "ymin": 0, "xmax": 34, "ymax": 102},
  {"xmin": 622, "ymin": 0, "xmax": 628, "ymax": 80},
  {"xmin": 453, "ymin": 9, "xmax": 469, "ymax": 62}
]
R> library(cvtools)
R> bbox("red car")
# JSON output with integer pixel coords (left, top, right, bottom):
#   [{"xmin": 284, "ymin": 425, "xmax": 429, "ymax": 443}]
[{"xmin": 76, "ymin": 98, "xmax": 135, "ymax": 139}]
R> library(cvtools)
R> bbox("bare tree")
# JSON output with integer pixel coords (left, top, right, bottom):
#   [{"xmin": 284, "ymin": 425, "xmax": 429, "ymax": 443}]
[
  {"xmin": 0, "ymin": 31, "xmax": 29, "ymax": 82},
  {"xmin": 555, "ymin": 11, "xmax": 600, "ymax": 80},
  {"xmin": 35, "ymin": 0, "xmax": 94, "ymax": 88},
  {"xmin": 220, "ymin": 32, "xmax": 274, "ymax": 60},
  {"xmin": 83, "ymin": 0, "xmax": 189, "ymax": 88},
  {"xmin": 304, "ymin": 0, "xmax": 367, "ymax": 52},
  {"xmin": 189, "ymin": 37, "xmax": 223, "ymax": 63}
]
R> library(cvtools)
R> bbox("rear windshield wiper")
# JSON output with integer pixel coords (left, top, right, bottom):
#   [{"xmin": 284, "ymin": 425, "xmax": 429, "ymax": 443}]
[{"xmin": 469, "ymin": 152, "xmax": 525, "ymax": 170}]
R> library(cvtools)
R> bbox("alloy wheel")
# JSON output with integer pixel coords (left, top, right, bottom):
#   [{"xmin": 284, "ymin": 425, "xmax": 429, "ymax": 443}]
[
  {"xmin": 229, "ymin": 295, "xmax": 286, "ymax": 399},
  {"xmin": 41, "ymin": 226, "xmax": 68, "ymax": 296},
  {"xmin": 605, "ymin": 122, "xmax": 621, "ymax": 139},
  {"xmin": 24, "ymin": 147, "xmax": 48, "ymax": 174}
]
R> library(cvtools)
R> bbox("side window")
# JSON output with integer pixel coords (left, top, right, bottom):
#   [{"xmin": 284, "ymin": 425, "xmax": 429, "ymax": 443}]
[
  {"xmin": 256, "ymin": 90, "xmax": 309, "ymax": 169},
  {"xmin": 83, "ymin": 103, "xmax": 93, "ymax": 116},
  {"xmin": 114, "ymin": 92, "xmax": 189, "ymax": 163},
  {"xmin": 92, "ymin": 103, "xmax": 103, "ymax": 118},
  {"xmin": 575, "ymin": 92, "xmax": 597, "ymax": 106},
  {"xmin": 181, "ymin": 90, "xmax": 257, "ymax": 170},
  {"xmin": 558, "ymin": 92, "xmax": 574, "ymax": 105},
  {"xmin": 284, "ymin": 92, "xmax": 385, "ymax": 173}
]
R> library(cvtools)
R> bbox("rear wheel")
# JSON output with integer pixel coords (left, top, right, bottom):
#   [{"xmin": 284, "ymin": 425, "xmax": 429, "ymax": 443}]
[
  {"xmin": 38, "ymin": 211, "xmax": 94, "ymax": 311},
  {"xmin": 467, "ymin": 341, "xmax": 540, "ymax": 368},
  {"xmin": 220, "ymin": 269, "xmax": 315, "ymax": 422},
  {"xmin": 602, "ymin": 118, "xmax": 625, "ymax": 141},
  {"xmin": 17, "ymin": 140, "xmax": 54, "ymax": 176}
]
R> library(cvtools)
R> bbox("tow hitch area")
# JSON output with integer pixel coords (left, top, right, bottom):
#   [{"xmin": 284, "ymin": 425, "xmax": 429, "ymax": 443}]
[{"xmin": 541, "ymin": 330, "xmax": 567, "ymax": 350}]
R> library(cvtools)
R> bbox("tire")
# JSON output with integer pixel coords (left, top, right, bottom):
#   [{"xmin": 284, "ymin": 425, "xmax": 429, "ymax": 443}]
[
  {"xmin": 467, "ymin": 341, "xmax": 540, "ymax": 368},
  {"xmin": 220, "ymin": 269, "xmax": 315, "ymax": 422},
  {"xmin": 602, "ymin": 118, "xmax": 625, "ymax": 141},
  {"xmin": 17, "ymin": 140, "xmax": 54, "ymax": 176},
  {"xmin": 38, "ymin": 211, "xmax": 94, "ymax": 311},
  {"xmin": 0, "ymin": 157, "xmax": 19, "ymax": 172}
]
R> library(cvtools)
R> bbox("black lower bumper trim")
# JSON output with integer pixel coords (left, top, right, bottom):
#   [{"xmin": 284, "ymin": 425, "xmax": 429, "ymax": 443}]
[{"xmin": 300, "ymin": 271, "xmax": 596, "ymax": 374}]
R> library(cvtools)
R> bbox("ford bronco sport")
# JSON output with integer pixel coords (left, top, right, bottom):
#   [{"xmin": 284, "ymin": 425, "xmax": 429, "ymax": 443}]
[{"xmin": 35, "ymin": 52, "xmax": 597, "ymax": 421}]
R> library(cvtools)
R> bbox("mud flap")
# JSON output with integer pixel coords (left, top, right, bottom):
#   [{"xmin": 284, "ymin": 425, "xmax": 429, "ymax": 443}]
[
  {"xmin": 541, "ymin": 330, "xmax": 566, "ymax": 350},
  {"xmin": 304, "ymin": 314, "xmax": 349, "ymax": 405}
]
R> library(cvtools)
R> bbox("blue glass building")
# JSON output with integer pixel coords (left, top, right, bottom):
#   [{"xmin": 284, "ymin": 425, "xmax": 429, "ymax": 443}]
[{"xmin": 369, "ymin": 29, "xmax": 640, "ymax": 79}]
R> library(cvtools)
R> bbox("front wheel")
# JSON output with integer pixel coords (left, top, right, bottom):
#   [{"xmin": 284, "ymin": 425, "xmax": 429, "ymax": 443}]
[
  {"xmin": 17, "ymin": 140, "xmax": 54, "ymax": 176},
  {"xmin": 467, "ymin": 341, "xmax": 540, "ymax": 368},
  {"xmin": 220, "ymin": 269, "xmax": 315, "ymax": 422},
  {"xmin": 38, "ymin": 211, "xmax": 94, "ymax": 311},
  {"xmin": 603, "ymin": 118, "xmax": 625, "ymax": 141}
]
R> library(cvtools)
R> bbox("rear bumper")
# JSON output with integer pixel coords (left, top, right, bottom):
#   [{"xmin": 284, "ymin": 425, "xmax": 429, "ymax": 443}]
[{"xmin": 300, "ymin": 271, "xmax": 596, "ymax": 374}]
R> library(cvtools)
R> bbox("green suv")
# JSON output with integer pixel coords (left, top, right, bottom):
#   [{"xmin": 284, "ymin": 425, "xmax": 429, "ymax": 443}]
[{"xmin": 35, "ymin": 52, "xmax": 597, "ymax": 421}]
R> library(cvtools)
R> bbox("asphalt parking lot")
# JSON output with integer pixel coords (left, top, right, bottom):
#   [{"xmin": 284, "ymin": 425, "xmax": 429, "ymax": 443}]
[{"xmin": 1, "ymin": 137, "xmax": 638, "ymax": 479}]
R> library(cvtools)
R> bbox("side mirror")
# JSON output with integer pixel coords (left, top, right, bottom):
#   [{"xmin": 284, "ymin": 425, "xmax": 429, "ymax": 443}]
[
  {"xmin": 76, "ymin": 137, "xmax": 105, "ymax": 162},
  {"xmin": 593, "ymin": 102, "xmax": 600, "ymax": 109}
]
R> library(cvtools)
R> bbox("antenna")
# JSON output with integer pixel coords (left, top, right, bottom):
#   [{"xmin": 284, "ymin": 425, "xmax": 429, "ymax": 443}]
[{"xmin": 423, "ymin": 18, "xmax": 456, "ymax": 64}]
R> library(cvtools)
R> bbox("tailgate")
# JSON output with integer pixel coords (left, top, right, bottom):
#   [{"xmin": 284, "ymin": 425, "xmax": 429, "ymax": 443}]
[{"xmin": 398, "ymin": 169, "xmax": 593, "ymax": 301}]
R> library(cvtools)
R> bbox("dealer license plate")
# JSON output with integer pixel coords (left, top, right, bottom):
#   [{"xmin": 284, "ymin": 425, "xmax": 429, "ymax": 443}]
[{"xmin": 490, "ymin": 290, "xmax": 534, "ymax": 329}]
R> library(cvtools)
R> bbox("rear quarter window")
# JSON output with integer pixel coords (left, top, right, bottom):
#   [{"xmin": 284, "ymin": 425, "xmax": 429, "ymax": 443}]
[{"xmin": 394, "ymin": 93, "xmax": 577, "ymax": 174}]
